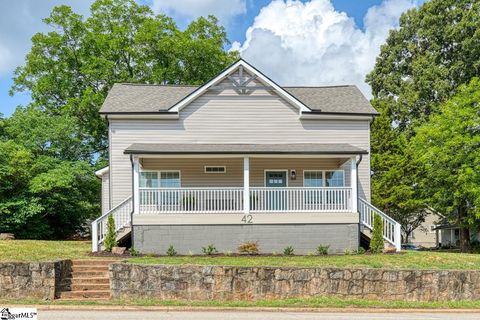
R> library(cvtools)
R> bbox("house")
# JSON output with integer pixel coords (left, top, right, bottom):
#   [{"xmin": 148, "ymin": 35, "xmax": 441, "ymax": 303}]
[
  {"xmin": 408, "ymin": 210, "xmax": 444, "ymax": 248},
  {"xmin": 92, "ymin": 59, "xmax": 401, "ymax": 254}
]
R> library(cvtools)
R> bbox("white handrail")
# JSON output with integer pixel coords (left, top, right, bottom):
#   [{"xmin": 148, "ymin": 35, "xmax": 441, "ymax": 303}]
[
  {"xmin": 91, "ymin": 196, "xmax": 132, "ymax": 252},
  {"xmin": 250, "ymin": 187, "xmax": 352, "ymax": 213},
  {"xmin": 358, "ymin": 198, "xmax": 401, "ymax": 251}
]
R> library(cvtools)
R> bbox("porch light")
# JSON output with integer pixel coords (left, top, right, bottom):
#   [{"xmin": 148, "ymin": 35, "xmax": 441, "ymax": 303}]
[{"xmin": 290, "ymin": 170, "xmax": 296, "ymax": 180}]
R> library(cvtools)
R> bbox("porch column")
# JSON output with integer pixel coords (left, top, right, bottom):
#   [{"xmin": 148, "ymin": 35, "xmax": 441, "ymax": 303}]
[
  {"xmin": 133, "ymin": 156, "xmax": 140, "ymax": 215},
  {"xmin": 350, "ymin": 156, "xmax": 358, "ymax": 213},
  {"xmin": 243, "ymin": 157, "xmax": 250, "ymax": 215}
]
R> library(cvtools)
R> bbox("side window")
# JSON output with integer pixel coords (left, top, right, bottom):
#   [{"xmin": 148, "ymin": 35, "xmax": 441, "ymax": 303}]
[{"xmin": 325, "ymin": 170, "xmax": 344, "ymax": 187}]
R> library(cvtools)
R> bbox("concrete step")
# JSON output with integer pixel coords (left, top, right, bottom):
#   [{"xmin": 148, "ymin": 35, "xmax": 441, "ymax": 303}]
[
  {"xmin": 71, "ymin": 271, "xmax": 109, "ymax": 278},
  {"xmin": 72, "ymin": 265, "xmax": 109, "ymax": 272},
  {"xmin": 71, "ymin": 260, "xmax": 118, "ymax": 266},
  {"xmin": 67, "ymin": 277, "xmax": 110, "ymax": 285},
  {"xmin": 71, "ymin": 283, "xmax": 110, "ymax": 291},
  {"xmin": 57, "ymin": 290, "xmax": 110, "ymax": 299}
]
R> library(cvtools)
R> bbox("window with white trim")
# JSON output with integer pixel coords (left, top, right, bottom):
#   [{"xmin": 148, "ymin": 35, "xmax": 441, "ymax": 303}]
[
  {"xmin": 325, "ymin": 170, "xmax": 345, "ymax": 187},
  {"xmin": 140, "ymin": 171, "xmax": 180, "ymax": 188},
  {"xmin": 304, "ymin": 171, "xmax": 324, "ymax": 187},
  {"xmin": 204, "ymin": 166, "xmax": 226, "ymax": 173}
]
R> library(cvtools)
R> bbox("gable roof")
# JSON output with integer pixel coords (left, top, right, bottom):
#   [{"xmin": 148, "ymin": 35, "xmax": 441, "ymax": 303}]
[{"xmin": 100, "ymin": 59, "xmax": 377, "ymax": 115}]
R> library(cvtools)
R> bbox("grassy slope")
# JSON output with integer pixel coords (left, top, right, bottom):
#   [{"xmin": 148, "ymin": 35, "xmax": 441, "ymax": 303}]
[
  {"xmin": 128, "ymin": 251, "xmax": 480, "ymax": 270},
  {"xmin": 2, "ymin": 296, "xmax": 480, "ymax": 309},
  {"xmin": 0, "ymin": 240, "xmax": 92, "ymax": 262}
]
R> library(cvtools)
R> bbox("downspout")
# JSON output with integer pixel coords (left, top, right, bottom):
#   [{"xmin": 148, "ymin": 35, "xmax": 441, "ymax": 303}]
[
  {"xmin": 130, "ymin": 154, "xmax": 135, "ymax": 249},
  {"xmin": 356, "ymin": 154, "xmax": 363, "ymax": 249}
]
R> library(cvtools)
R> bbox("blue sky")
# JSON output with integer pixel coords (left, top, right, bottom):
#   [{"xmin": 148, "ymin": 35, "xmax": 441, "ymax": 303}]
[{"xmin": 0, "ymin": 0, "xmax": 412, "ymax": 118}]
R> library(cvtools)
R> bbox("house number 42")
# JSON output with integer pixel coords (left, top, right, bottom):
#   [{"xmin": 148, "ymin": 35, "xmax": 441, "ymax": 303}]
[{"xmin": 241, "ymin": 214, "xmax": 253, "ymax": 224}]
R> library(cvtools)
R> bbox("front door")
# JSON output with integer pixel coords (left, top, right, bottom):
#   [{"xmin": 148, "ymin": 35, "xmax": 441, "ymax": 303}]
[{"xmin": 265, "ymin": 171, "xmax": 287, "ymax": 210}]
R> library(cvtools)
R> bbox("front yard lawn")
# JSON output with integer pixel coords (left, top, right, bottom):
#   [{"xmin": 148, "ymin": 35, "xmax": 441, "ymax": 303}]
[
  {"xmin": 128, "ymin": 251, "xmax": 480, "ymax": 270},
  {"xmin": 0, "ymin": 240, "xmax": 92, "ymax": 262},
  {"xmin": 2, "ymin": 240, "xmax": 480, "ymax": 271}
]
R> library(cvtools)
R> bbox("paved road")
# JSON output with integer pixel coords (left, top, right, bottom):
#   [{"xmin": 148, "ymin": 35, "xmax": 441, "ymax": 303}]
[{"xmin": 38, "ymin": 310, "xmax": 480, "ymax": 320}]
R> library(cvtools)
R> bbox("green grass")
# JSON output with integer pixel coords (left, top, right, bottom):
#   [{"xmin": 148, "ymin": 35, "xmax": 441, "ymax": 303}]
[
  {"xmin": 0, "ymin": 240, "xmax": 93, "ymax": 262},
  {"xmin": 3, "ymin": 296, "xmax": 480, "ymax": 309},
  {"xmin": 128, "ymin": 251, "xmax": 480, "ymax": 270}
]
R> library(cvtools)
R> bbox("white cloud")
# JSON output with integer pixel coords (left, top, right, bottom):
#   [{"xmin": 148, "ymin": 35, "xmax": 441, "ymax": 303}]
[
  {"xmin": 236, "ymin": 0, "xmax": 416, "ymax": 97},
  {"xmin": 0, "ymin": 0, "xmax": 93, "ymax": 76},
  {"xmin": 152, "ymin": 0, "xmax": 246, "ymax": 23}
]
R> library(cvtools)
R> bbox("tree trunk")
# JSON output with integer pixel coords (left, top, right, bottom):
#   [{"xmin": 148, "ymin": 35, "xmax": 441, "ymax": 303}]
[{"xmin": 458, "ymin": 206, "xmax": 470, "ymax": 252}]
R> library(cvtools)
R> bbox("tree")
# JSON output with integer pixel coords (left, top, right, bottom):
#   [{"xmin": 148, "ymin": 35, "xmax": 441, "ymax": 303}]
[
  {"xmin": 103, "ymin": 215, "xmax": 117, "ymax": 251},
  {"xmin": 367, "ymin": 0, "xmax": 480, "ymax": 133},
  {"xmin": 411, "ymin": 78, "xmax": 480, "ymax": 252},
  {"xmin": 370, "ymin": 214, "xmax": 384, "ymax": 254},
  {"xmin": 11, "ymin": 0, "xmax": 238, "ymax": 158},
  {"xmin": 366, "ymin": 0, "xmax": 480, "ymax": 237}
]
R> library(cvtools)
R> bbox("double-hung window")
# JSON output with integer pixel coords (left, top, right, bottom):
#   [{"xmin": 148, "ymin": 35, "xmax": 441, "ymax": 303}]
[
  {"xmin": 140, "ymin": 171, "xmax": 180, "ymax": 207},
  {"xmin": 303, "ymin": 170, "xmax": 344, "ymax": 205}
]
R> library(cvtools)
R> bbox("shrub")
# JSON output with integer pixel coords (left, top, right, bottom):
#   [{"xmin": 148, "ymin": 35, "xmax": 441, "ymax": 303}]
[
  {"xmin": 166, "ymin": 245, "xmax": 177, "ymax": 256},
  {"xmin": 238, "ymin": 241, "xmax": 259, "ymax": 254},
  {"xmin": 370, "ymin": 213, "xmax": 384, "ymax": 254},
  {"xmin": 344, "ymin": 249, "xmax": 352, "ymax": 255},
  {"xmin": 316, "ymin": 244, "xmax": 330, "ymax": 255},
  {"xmin": 103, "ymin": 215, "xmax": 117, "ymax": 252},
  {"xmin": 356, "ymin": 247, "xmax": 366, "ymax": 255},
  {"xmin": 283, "ymin": 245, "xmax": 294, "ymax": 256},
  {"xmin": 129, "ymin": 247, "xmax": 139, "ymax": 256},
  {"xmin": 224, "ymin": 250, "xmax": 233, "ymax": 256},
  {"xmin": 187, "ymin": 250, "xmax": 194, "ymax": 256},
  {"xmin": 202, "ymin": 244, "xmax": 218, "ymax": 256}
]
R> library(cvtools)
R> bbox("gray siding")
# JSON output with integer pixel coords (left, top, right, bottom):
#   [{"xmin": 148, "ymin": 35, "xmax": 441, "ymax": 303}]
[
  {"xmin": 101, "ymin": 173, "xmax": 110, "ymax": 214},
  {"xmin": 133, "ymin": 224, "xmax": 359, "ymax": 254},
  {"xmin": 109, "ymin": 78, "xmax": 371, "ymax": 205}
]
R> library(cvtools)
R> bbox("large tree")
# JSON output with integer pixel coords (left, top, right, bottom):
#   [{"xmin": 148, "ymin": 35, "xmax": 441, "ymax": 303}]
[
  {"xmin": 366, "ymin": 0, "xmax": 480, "ymax": 242},
  {"xmin": 2, "ymin": 0, "xmax": 237, "ymax": 239},
  {"xmin": 11, "ymin": 0, "xmax": 238, "ymax": 157},
  {"xmin": 411, "ymin": 78, "xmax": 480, "ymax": 251}
]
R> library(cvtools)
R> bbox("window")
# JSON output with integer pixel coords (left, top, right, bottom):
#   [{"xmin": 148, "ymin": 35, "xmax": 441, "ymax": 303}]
[
  {"xmin": 140, "ymin": 171, "xmax": 180, "ymax": 188},
  {"xmin": 304, "ymin": 171, "xmax": 323, "ymax": 187},
  {"xmin": 325, "ymin": 171, "xmax": 345, "ymax": 187},
  {"xmin": 204, "ymin": 166, "xmax": 226, "ymax": 174}
]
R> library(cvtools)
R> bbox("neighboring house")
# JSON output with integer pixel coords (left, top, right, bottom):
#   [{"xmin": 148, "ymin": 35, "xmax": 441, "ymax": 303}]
[
  {"xmin": 92, "ymin": 59, "xmax": 401, "ymax": 254},
  {"xmin": 409, "ymin": 210, "xmax": 445, "ymax": 248}
]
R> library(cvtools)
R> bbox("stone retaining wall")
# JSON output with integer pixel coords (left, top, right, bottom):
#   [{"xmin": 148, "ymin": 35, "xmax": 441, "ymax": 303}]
[
  {"xmin": 0, "ymin": 261, "xmax": 71, "ymax": 300},
  {"xmin": 110, "ymin": 263, "xmax": 480, "ymax": 302}
]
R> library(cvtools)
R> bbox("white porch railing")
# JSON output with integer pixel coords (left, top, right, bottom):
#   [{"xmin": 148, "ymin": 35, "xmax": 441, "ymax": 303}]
[
  {"xmin": 140, "ymin": 187, "xmax": 244, "ymax": 213},
  {"xmin": 91, "ymin": 196, "xmax": 132, "ymax": 252},
  {"xmin": 359, "ymin": 198, "xmax": 401, "ymax": 251},
  {"xmin": 250, "ymin": 187, "xmax": 352, "ymax": 212}
]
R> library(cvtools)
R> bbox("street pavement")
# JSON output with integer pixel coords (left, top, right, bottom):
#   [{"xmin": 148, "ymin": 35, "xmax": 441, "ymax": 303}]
[{"xmin": 37, "ymin": 310, "xmax": 480, "ymax": 319}]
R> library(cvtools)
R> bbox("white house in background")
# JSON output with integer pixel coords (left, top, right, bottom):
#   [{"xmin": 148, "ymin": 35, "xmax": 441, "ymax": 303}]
[{"xmin": 92, "ymin": 59, "xmax": 401, "ymax": 254}]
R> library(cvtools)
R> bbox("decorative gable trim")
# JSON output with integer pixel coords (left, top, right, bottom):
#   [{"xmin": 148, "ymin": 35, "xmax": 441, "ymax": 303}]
[{"xmin": 168, "ymin": 59, "xmax": 311, "ymax": 114}]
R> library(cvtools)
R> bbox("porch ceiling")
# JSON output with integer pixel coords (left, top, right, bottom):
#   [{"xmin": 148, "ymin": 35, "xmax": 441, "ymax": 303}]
[{"xmin": 124, "ymin": 143, "xmax": 367, "ymax": 155}]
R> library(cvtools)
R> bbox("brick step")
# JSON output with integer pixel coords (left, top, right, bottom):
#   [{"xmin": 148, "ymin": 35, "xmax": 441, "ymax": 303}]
[
  {"xmin": 57, "ymin": 290, "xmax": 111, "ymax": 299},
  {"xmin": 56, "ymin": 297, "xmax": 110, "ymax": 301},
  {"xmin": 71, "ymin": 260, "xmax": 118, "ymax": 266},
  {"xmin": 70, "ymin": 283, "xmax": 110, "ymax": 291},
  {"xmin": 66, "ymin": 277, "xmax": 110, "ymax": 285},
  {"xmin": 71, "ymin": 271, "xmax": 109, "ymax": 278},
  {"xmin": 72, "ymin": 265, "xmax": 110, "ymax": 272}
]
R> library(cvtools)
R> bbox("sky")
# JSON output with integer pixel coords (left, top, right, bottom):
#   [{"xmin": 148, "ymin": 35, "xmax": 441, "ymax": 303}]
[{"xmin": 0, "ymin": 0, "xmax": 421, "ymax": 117}]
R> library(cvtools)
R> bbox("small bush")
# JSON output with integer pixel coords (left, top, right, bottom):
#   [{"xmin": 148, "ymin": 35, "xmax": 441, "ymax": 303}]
[
  {"xmin": 283, "ymin": 245, "xmax": 294, "ymax": 256},
  {"xmin": 103, "ymin": 215, "xmax": 117, "ymax": 252},
  {"xmin": 356, "ymin": 247, "xmax": 366, "ymax": 255},
  {"xmin": 316, "ymin": 244, "xmax": 330, "ymax": 255},
  {"xmin": 129, "ymin": 247, "xmax": 139, "ymax": 256},
  {"xmin": 370, "ymin": 213, "xmax": 385, "ymax": 254},
  {"xmin": 224, "ymin": 250, "xmax": 233, "ymax": 256},
  {"xmin": 166, "ymin": 245, "xmax": 177, "ymax": 256},
  {"xmin": 187, "ymin": 250, "xmax": 194, "ymax": 256},
  {"xmin": 147, "ymin": 252, "xmax": 156, "ymax": 257},
  {"xmin": 202, "ymin": 244, "xmax": 218, "ymax": 256},
  {"xmin": 272, "ymin": 251, "xmax": 277, "ymax": 256},
  {"xmin": 344, "ymin": 249, "xmax": 352, "ymax": 255},
  {"xmin": 307, "ymin": 251, "xmax": 315, "ymax": 256},
  {"xmin": 238, "ymin": 241, "xmax": 259, "ymax": 254}
]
